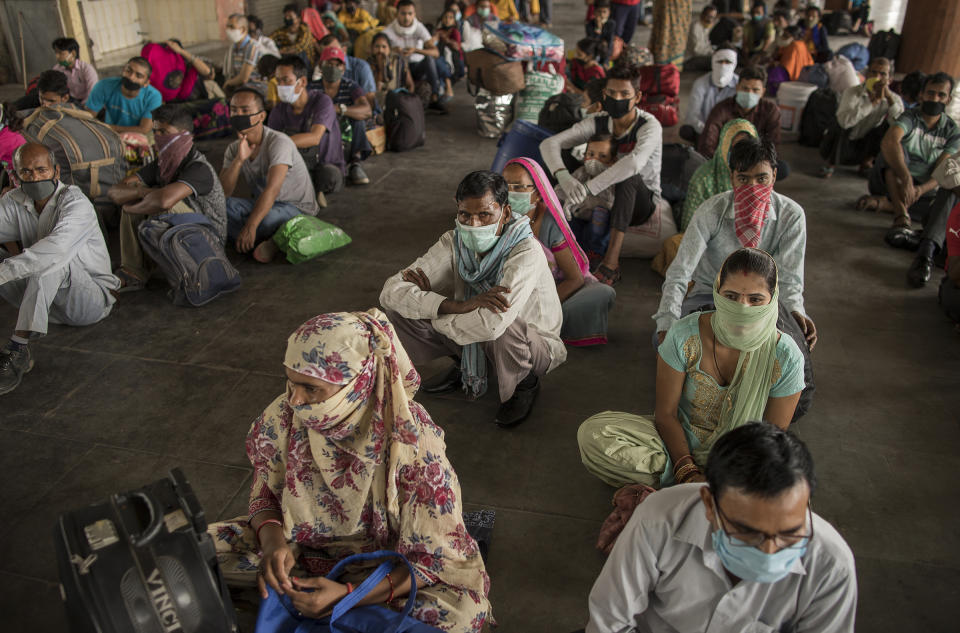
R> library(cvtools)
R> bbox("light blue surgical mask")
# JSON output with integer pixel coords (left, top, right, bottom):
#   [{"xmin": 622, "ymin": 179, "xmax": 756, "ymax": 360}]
[
  {"xmin": 507, "ymin": 191, "xmax": 534, "ymax": 217},
  {"xmin": 456, "ymin": 208, "xmax": 504, "ymax": 253},
  {"xmin": 712, "ymin": 528, "xmax": 808, "ymax": 583},
  {"xmin": 736, "ymin": 90, "xmax": 761, "ymax": 110}
]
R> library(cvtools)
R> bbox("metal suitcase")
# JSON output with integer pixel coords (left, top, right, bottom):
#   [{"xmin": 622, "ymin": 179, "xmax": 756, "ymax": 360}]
[{"xmin": 54, "ymin": 468, "xmax": 238, "ymax": 633}]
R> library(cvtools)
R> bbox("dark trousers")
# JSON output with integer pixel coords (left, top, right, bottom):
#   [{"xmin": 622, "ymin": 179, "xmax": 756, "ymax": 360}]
[
  {"xmin": 610, "ymin": 3, "xmax": 642, "ymax": 44},
  {"xmin": 610, "ymin": 173, "xmax": 655, "ymax": 232},
  {"xmin": 346, "ymin": 118, "xmax": 371, "ymax": 163},
  {"xmin": 410, "ymin": 56, "xmax": 445, "ymax": 97},
  {"xmin": 869, "ymin": 160, "xmax": 957, "ymax": 249},
  {"xmin": 820, "ymin": 123, "xmax": 886, "ymax": 166},
  {"xmin": 940, "ymin": 276, "xmax": 960, "ymax": 323},
  {"xmin": 299, "ymin": 148, "xmax": 344, "ymax": 194}
]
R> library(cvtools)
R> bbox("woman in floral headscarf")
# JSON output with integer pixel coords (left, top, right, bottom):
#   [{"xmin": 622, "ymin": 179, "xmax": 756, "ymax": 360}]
[{"xmin": 209, "ymin": 309, "xmax": 491, "ymax": 632}]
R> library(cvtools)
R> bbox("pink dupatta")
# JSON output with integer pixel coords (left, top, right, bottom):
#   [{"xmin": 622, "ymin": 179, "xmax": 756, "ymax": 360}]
[{"xmin": 505, "ymin": 157, "xmax": 596, "ymax": 283}]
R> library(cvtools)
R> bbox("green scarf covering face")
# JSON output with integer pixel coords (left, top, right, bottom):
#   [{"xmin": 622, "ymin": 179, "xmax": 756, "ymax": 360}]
[{"xmin": 694, "ymin": 276, "xmax": 780, "ymax": 464}]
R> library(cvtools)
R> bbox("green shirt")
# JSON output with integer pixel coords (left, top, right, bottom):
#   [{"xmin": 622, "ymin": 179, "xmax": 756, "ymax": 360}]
[{"xmin": 893, "ymin": 109, "xmax": 960, "ymax": 181}]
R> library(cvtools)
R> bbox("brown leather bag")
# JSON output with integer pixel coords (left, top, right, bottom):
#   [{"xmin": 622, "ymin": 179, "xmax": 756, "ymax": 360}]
[{"xmin": 466, "ymin": 49, "xmax": 525, "ymax": 96}]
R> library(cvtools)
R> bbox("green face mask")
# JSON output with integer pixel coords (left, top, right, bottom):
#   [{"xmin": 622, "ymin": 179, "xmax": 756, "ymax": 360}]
[
  {"xmin": 58, "ymin": 59, "xmax": 72, "ymax": 68},
  {"xmin": 456, "ymin": 208, "xmax": 503, "ymax": 253},
  {"xmin": 477, "ymin": 7, "xmax": 491, "ymax": 18},
  {"xmin": 711, "ymin": 280, "xmax": 779, "ymax": 352},
  {"xmin": 507, "ymin": 191, "xmax": 534, "ymax": 217}
]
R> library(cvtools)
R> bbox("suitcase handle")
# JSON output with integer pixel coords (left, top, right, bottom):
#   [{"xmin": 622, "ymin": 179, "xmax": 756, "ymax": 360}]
[{"xmin": 124, "ymin": 491, "xmax": 164, "ymax": 547}]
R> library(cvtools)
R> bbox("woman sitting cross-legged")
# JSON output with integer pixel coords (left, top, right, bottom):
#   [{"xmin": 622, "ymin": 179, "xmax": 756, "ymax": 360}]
[
  {"xmin": 577, "ymin": 248, "xmax": 805, "ymax": 552},
  {"xmin": 502, "ymin": 157, "xmax": 616, "ymax": 346},
  {"xmin": 209, "ymin": 309, "xmax": 491, "ymax": 631}
]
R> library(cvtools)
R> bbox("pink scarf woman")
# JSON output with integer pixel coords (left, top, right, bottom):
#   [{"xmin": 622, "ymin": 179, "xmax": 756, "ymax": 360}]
[
  {"xmin": 504, "ymin": 158, "xmax": 616, "ymax": 346},
  {"xmin": 504, "ymin": 157, "xmax": 596, "ymax": 283}
]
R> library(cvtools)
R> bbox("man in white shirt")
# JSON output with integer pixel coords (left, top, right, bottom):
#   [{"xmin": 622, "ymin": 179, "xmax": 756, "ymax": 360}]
[
  {"xmin": 541, "ymin": 66, "xmax": 669, "ymax": 285},
  {"xmin": 582, "ymin": 422, "xmax": 857, "ymax": 633},
  {"xmin": 383, "ymin": 0, "xmax": 449, "ymax": 113},
  {"xmin": 684, "ymin": 4, "xmax": 717, "ymax": 71},
  {"xmin": 380, "ymin": 171, "xmax": 565, "ymax": 427},
  {"xmin": 223, "ymin": 14, "xmax": 264, "ymax": 92},
  {"xmin": 0, "ymin": 143, "xmax": 119, "ymax": 395},
  {"xmin": 819, "ymin": 57, "xmax": 903, "ymax": 178},
  {"xmin": 680, "ymin": 48, "xmax": 739, "ymax": 145}
]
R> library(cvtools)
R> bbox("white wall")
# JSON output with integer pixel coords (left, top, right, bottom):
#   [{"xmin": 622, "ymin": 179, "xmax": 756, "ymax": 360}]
[
  {"xmin": 869, "ymin": 0, "xmax": 908, "ymax": 31},
  {"xmin": 83, "ymin": 0, "xmax": 142, "ymax": 59}
]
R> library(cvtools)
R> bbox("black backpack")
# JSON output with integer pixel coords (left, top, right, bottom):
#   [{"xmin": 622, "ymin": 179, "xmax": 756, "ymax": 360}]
[
  {"xmin": 385, "ymin": 89, "xmax": 426, "ymax": 152},
  {"xmin": 537, "ymin": 93, "xmax": 582, "ymax": 134},
  {"xmin": 660, "ymin": 143, "xmax": 707, "ymax": 214},
  {"xmin": 799, "ymin": 88, "xmax": 838, "ymax": 148},
  {"xmin": 868, "ymin": 29, "xmax": 901, "ymax": 61}
]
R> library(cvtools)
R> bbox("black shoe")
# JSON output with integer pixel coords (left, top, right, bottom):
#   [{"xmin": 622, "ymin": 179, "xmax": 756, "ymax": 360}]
[
  {"xmin": 495, "ymin": 373, "xmax": 540, "ymax": 427},
  {"xmin": 884, "ymin": 226, "xmax": 921, "ymax": 251},
  {"xmin": 907, "ymin": 255, "xmax": 933, "ymax": 288},
  {"xmin": 0, "ymin": 344, "xmax": 33, "ymax": 395},
  {"xmin": 428, "ymin": 100, "xmax": 449, "ymax": 115},
  {"xmin": 421, "ymin": 365, "xmax": 461, "ymax": 394}
]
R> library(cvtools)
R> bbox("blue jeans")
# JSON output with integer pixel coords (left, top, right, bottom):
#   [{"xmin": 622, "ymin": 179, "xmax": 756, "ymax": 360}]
[{"xmin": 225, "ymin": 197, "xmax": 301, "ymax": 243}]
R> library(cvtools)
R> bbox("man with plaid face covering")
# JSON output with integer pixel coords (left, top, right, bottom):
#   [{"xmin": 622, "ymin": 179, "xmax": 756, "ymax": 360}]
[{"xmin": 652, "ymin": 137, "xmax": 817, "ymax": 420}]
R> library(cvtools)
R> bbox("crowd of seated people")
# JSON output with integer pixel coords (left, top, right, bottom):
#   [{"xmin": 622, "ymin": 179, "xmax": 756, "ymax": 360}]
[{"xmin": 7, "ymin": 2, "xmax": 960, "ymax": 630}]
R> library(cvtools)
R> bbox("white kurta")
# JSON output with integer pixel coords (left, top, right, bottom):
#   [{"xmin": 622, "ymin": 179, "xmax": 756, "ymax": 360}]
[
  {"xmin": 0, "ymin": 183, "xmax": 118, "ymax": 334},
  {"xmin": 379, "ymin": 229, "xmax": 567, "ymax": 371}
]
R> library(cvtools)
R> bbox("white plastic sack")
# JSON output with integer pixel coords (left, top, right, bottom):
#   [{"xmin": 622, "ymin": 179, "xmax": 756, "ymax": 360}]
[
  {"xmin": 516, "ymin": 70, "xmax": 565, "ymax": 122},
  {"xmin": 824, "ymin": 55, "xmax": 859, "ymax": 94}
]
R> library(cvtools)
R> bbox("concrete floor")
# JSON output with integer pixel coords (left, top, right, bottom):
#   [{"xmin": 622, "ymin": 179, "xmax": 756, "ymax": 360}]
[{"xmin": 2, "ymin": 2, "xmax": 960, "ymax": 631}]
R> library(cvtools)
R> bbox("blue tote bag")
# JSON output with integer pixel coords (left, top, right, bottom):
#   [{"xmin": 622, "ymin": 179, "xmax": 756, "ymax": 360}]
[{"xmin": 254, "ymin": 550, "xmax": 443, "ymax": 633}]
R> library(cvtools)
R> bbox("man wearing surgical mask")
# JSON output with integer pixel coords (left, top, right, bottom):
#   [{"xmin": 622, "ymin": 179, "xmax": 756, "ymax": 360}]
[
  {"xmin": 50, "ymin": 37, "xmax": 98, "ymax": 106},
  {"xmin": 220, "ymin": 88, "xmax": 318, "ymax": 259},
  {"xmin": 865, "ymin": 72, "xmax": 960, "ymax": 288},
  {"xmin": 267, "ymin": 54, "xmax": 345, "ymax": 208},
  {"xmin": 223, "ymin": 13, "xmax": 265, "ymax": 92},
  {"xmin": 680, "ymin": 48, "xmax": 739, "ymax": 145},
  {"xmin": 0, "ymin": 143, "xmax": 118, "ymax": 395},
  {"xmin": 461, "ymin": 0, "xmax": 499, "ymax": 52},
  {"xmin": 581, "ymin": 422, "xmax": 857, "ymax": 633},
  {"xmin": 699, "ymin": 66, "xmax": 788, "ymax": 178},
  {"xmin": 318, "ymin": 46, "xmax": 373, "ymax": 186},
  {"xmin": 380, "ymin": 171, "xmax": 565, "ymax": 427}
]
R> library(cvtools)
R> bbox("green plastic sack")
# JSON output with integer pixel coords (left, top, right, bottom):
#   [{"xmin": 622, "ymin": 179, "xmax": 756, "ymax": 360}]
[{"xmin": 272, "ymin": 215, "xmax": 352, "ymax": 264}]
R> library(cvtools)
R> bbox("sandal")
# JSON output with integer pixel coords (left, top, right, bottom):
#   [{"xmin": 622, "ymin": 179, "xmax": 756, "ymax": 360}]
[
  {"xmin": 114, "ymin": 268, "xmax": 145, "ymax": 293},
  {"xmin": 855, "ymin": 195, "xmax": 881, "ymax": 213},
  {"xmin": 595, "ymin": 263, "xmax": 621, "ymax": 286},
  {"xmin": 817, "ymin": 166, "xmax": 834, "ymax": 179}
]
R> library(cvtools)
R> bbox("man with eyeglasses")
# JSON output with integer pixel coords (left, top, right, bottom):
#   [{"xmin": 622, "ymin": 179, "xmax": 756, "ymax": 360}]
[
  {"xmin": 380, "ymin": 170, "xmax": 565, "ymax": 427},
  {"xmin": 0, "ymin": 143, "xmax": 119, "ymax": 395},
  {"xmin": 580, "ymin": 422, "xmax": 856, "ymax": 633}
]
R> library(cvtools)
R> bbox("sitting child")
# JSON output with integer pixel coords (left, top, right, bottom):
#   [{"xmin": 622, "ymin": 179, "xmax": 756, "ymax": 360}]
[
  {"xmin": 567, "ymin": 38, "xmax": 606, "ymax": 95},
  {"xmin": 568, "ymin": 133, "xmax": 617, "ymax": 258}
]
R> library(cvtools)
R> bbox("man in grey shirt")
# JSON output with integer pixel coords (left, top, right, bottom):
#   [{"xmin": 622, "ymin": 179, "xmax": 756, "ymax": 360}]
[
  {"xmin": 0, "ymin": 143, "xmax": 119, "ymax": 394},
  {"xmin": 583, "ymin": 422, "xmax": 857, "ymax": 633},
  {"xmin": 221, "ymin": 87, "xmax": 317, "ymax": 257}
]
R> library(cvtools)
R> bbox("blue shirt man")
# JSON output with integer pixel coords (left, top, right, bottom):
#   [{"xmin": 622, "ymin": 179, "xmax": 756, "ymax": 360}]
[{"xmin": 85, "ymin": 57, "xmax": 161, "ymax": 134}]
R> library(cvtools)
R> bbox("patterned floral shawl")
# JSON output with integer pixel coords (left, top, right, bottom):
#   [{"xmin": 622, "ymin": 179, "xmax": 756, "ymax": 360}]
[
  {"xmin": 246, "ymin": 309, "xmax": 490, "ymax": 614},
  {"xmin": 680, "ymin": 118, "xmax": 758, "ymax": 231}
]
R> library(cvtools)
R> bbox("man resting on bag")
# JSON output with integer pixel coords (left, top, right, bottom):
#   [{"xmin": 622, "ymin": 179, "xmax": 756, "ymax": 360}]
[
  {"xmin": 107, "ymin": 104, "xmax": 227, "ymax": 292},
  {"xmin": 0, "ymin": 143, "xmax": 119, "ymax": 395}
]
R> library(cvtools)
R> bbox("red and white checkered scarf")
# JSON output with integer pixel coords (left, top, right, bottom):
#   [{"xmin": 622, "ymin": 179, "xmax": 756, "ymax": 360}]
[{"xmin": 733, "ymin": 183, "xmax": 773, "ymax": 248}]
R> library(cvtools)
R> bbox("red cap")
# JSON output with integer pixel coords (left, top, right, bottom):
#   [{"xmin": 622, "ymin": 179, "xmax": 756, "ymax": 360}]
[{"xmin": 320, "ymin": 46, "xmax": 345, "ymax": 63}]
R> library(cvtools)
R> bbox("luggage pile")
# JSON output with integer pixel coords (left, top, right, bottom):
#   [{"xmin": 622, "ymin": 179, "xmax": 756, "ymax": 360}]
[{"xmin": 467, "ymin": 22, "xmax": 566, "ymax": 138}]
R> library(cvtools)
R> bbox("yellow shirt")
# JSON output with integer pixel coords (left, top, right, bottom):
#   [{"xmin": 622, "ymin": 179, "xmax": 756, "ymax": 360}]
[
  {"xmin": 266, "ymin": 77, "xmax": 279, "ymax": 109},
  {"xmin": 338, "ymin": 7, "xmax": 379, "ymax": 34},
  {"xmin": 495, "ymin": 0, "xmax": 519, "ymax": 22}
]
